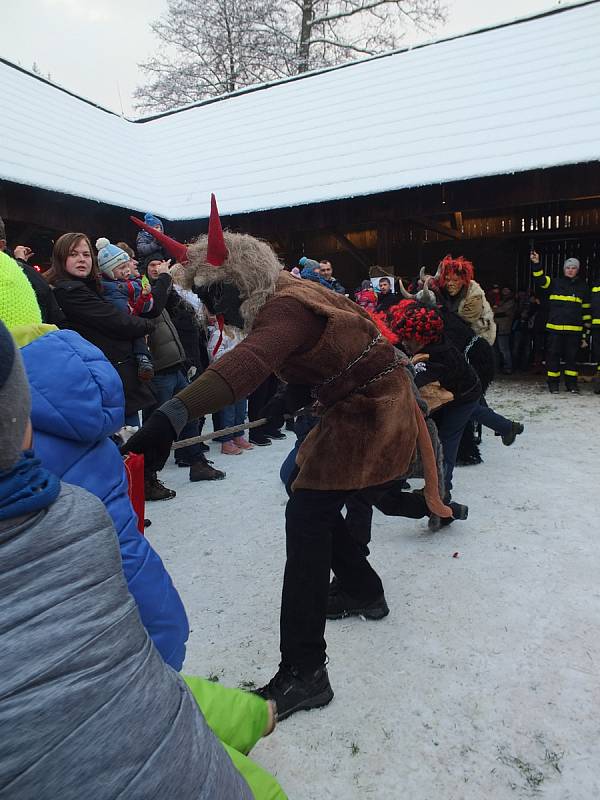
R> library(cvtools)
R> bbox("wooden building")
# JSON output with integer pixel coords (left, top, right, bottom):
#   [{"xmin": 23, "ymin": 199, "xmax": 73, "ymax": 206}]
[{"xmin": 1, "ymin": 1, "xmax": 599, "ymax": 291}]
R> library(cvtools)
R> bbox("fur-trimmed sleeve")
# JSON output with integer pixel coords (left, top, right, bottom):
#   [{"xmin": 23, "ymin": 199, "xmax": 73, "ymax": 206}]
[
  {"xmin": 460, "ymin": 282, "xmax": 484, "ymax": 323},
  {"xmin": 205, "ymin": 296, "xmax": 325, "ymax": 399}
]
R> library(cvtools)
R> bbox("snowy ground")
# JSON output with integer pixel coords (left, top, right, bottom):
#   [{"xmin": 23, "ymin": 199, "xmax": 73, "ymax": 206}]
[{"xmin": 147, "ymin": 379, "xmax": 599, "ymax": 800}]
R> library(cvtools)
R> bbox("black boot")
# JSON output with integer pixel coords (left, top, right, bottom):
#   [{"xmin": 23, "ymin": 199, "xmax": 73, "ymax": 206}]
[
  {"xmin": 144, "ymin": 472, "xmax": 176, "ymax": 501},
  {"xmin": 249, "ymin": 432, "xmax": 272, "ymax": 446},
  {"xmin": 501, "ymin": 421, "xmax": 524, "ymax": 446},
  {"xmin": 428, "ymin": 500, "xmax": 469, "ymax": 532},
  {"xmin": 255, "ymin": 664, "xmax": 334, "ymax": 721},
  {"xmin": 326, "ymin": 584, "xmax": 389, "ymax": 620},
  {"xmin": 189, "ymin": 456, "xmax": 226, "ymax": 481}
]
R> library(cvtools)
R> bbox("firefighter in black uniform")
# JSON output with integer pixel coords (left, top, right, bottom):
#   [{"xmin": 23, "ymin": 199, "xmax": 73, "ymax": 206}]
[
  {"xmin": 530, "ymin": 251, "xmax": 591, "ymax": 393},
  {"xmin": 590, "ymin": 276, "xmax": 600, "ymax": 394}
]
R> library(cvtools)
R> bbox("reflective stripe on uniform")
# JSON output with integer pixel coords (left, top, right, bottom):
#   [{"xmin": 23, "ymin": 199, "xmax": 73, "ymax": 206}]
[
  {"xmin": 549, "ymin": 294, "xmax": 583, "ymax": 303},
  {"xmin": 583, "ymin": 315, "xmax": 592, "ymax": 321},
  {"xmin": 582, "ymin": 303, "xmax": 591, "ymax": 309},
  {"xmin": 564, "ymin": 370, "xmax": 579, "ymax": 377},
  {"xmin": 532, "ymin": 270, "xmax": 544, "ymax": 277},
  {"xmin": 542, "ymin": 276, "xmax": 551, "ymax": 288},
  {"xmin": 546, "ymin": 323, "xmax": 583, "ymax": 332},
  {"xmin": 592, "ymin": 286, "xmax": 600, "ymax": 292},
  {"xmin": 547, "ymin": 370, "xmax": 561, "ymax": 377},
  {"xmin": 593, "ymin": 319, "xmax": 600, "ymax": 325}
]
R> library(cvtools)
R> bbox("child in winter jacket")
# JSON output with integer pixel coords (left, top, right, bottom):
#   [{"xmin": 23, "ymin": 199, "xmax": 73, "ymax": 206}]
[
  {"xmin": 0, "ymin": 256, "xmax": 189, "ymax": 669},
  {"xmin": 355, "ymin": 280, "xmax": 378, "ymax": 313},
  {"xmin": 208, "ymin": 319, "xmax": 253, "ymax": 455},
  {"xmin": 0, "ymin": 319, "xmax": 286, "ymax": 800},
  {"xmin": 96, "ymin": 237, "xmax": 155, "ymax": 381},
  {"xmin": 136, "ymin": 211, "xmax": 167, "ymax": 260}
]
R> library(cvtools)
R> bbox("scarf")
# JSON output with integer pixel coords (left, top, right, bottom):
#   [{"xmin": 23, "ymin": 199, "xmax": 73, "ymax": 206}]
[{"xmin": 0, "ymin": 451, "xmax": 60, "ymax": 521}]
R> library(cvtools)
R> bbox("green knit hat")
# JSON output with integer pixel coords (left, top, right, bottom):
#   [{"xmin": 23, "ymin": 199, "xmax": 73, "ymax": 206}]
[{"xmin": 0, "ymin": 251, "xmax": 42, "ymax": 329}]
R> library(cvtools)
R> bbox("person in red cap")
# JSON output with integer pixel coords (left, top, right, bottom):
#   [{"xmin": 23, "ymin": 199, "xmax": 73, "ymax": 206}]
[{"xmin": 125, "ymin": 197, "xmax": 455, "ymax": 720}]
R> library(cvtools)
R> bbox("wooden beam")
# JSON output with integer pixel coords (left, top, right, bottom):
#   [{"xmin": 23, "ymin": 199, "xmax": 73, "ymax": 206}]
[
  {"xmin": 453, "ymin": 211, "xmax": 463, "ymax": 232},
  {"xmin": 377, "ymin": 222, "xmax": 392, "ymax": 268},
  {"xmin": 407, "ymin": 216, "xmax": 462, "ymax": 240},
  {"xmin": 329, "ymin": 229, "xmax": 371, "ymax": 269}
]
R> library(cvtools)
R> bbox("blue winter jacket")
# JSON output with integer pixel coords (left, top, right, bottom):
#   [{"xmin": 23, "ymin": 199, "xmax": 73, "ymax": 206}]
[{"xmin": 19, "ymin": 326, "xmax": 189, "ymax": 669}]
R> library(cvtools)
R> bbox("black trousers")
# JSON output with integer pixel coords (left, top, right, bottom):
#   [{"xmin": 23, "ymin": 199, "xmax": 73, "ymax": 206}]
[
  {"xmin": 592, "ymin": 328, "xmax": 600, "ymax": 373},
  {"xmin": 545, "ymin": 332, "xmax": 581, "ymax": 386},
  {"xmin": 282, "ymin": 469, "xmax": 396, "ymax": 671},
  {"xmin": 433, "ymin": 398, "xmax": 481, "ymax": 493},
  {"xmin": 344, "ymin": 485, "xmax": 429, "ymax": 552},
  {"xmin": 248, "ymin": 374, "xmax": 283, "ymax": 436}
]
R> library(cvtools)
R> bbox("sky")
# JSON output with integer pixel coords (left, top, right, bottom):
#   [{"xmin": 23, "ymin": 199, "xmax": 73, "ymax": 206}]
[{"xmin": 1, "ymin": 0, "xmax": 569, "ymax": 117}]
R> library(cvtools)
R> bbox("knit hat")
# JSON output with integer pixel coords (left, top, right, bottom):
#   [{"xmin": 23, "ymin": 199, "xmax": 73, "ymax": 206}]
[
  {"xmin": 0, "ymin": 251, "xmax": 42, "ymax": 329},
  {"xmin": 144, "ymin": 213, "xmax": 164, "ymax": 232},
  {"xmin": 299, "ymin": 257, "xmax": 320, "ymax": 271},
  {"xmin": 140, "ymin": 250, "xmax": 166, "ymax": 276},
  {"xmin": 564, "ymin": 257, "xmax": 580, "ymax": 270},
  {"xmin": 0, "ymin": 320, "xmax": 31, "ymax": 472},
  {"xmin": 96, "ymin": 238, "xmax": 130, "ymax": 278}
]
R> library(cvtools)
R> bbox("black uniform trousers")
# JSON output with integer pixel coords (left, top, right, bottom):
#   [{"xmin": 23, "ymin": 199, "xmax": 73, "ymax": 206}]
[
  {"xmin": 592, "ymin": 328, "xmax": 600, "ymax": 374},
  {"xmin": 545, "ymin": 332, "xmax": 581, "ymax": 387}
]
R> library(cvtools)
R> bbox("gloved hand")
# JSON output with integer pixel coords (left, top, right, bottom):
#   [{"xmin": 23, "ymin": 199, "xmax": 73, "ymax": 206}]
[
  {"xmin": 120, "ymin": 410, "xmax": 176, "ymax": 473},
  {"xmin": 260, "ymin": 383, "xmax": 313, "ymax": 419}
]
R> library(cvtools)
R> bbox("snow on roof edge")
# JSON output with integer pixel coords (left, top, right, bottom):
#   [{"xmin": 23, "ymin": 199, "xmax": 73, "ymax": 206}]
[
  {"xmin": 135, "ymin": 0, "xmax": 600, "ymax": 123},
  {"xmin": 1, "ymin": 0, "xmax": 595, "ymax": 124},
  {"xmin": 0, "ymin": 58, "xmax": 123, "ymax": 120}
]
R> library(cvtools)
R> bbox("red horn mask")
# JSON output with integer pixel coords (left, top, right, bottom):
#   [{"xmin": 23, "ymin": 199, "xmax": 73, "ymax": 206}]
[
  {"xmin": 206, "ymin": 193, "xmax": 228, "ymax": 267},
  {"xmin": 130, "ymin": 216, "xmax": 189, "ymax": 264}
]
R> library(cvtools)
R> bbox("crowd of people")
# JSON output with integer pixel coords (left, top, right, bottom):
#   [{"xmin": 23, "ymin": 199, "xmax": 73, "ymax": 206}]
[{"xmin": 1, "ymin": 202, "xmax": 599, "ymax": 798}]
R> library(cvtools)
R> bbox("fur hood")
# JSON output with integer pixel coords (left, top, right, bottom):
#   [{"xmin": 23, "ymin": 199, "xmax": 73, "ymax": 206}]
[{"xmin": 173, "ymin": 232, "xmax": 283, "ymax": 333}]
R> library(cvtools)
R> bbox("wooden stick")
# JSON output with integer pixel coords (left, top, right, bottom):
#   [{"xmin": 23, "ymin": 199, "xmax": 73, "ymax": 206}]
[{"xmin": 172, "ymin": 417, "xmax": 272, "ymax": 449}]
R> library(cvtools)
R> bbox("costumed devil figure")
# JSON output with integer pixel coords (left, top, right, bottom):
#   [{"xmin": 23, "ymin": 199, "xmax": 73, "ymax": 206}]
[
  {"xmin": 124, "ymin": 195, "xmax": 457, "ymax": 721},
  {"xmin": 404, "ymin": 257, "xmax": 523, "ymax": 464}
]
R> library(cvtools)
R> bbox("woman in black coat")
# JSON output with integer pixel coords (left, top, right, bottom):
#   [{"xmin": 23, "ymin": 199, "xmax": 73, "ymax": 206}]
[{"xmin": 47, "ymin": 233, "xmax": 172, "ymax": 422}]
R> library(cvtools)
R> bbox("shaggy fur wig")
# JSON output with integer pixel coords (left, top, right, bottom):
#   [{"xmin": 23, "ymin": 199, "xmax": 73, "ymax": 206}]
[
  {"xmin": 438, "ymin": 255, "xmax": 474, "ymax": 288},
  {"xmin": 175, "ymin": 231, "xmax": 283, "ymax": 332}
]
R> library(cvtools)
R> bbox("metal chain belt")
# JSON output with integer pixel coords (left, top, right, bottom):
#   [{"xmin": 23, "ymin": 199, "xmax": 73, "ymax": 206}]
[
  {"xmin": 313, "ymin": 333, "xmax": 382, "ymax": 397},
  {"xmin": 464, "ymin": 334, "xmax": 480, "ymax": 363}
]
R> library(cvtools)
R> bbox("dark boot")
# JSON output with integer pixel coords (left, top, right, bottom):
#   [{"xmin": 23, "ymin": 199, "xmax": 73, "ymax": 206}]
[
  {"xmin": 501, "ymin": 421, "xmax": 524, "ymax": 446},
  {"xmin": 189, "ymin": 456, "xmax": 226, "ymax": 481},
  {"xmin": 428, "ymin": 500, "xmax": 469, "ymax": 532},
  {"xmin": 265, "ymin": 429, "xmax": 286, "ymax": 440},
  {"xmin": 144, "ymin": 472, "xmax": 176, "ymax": 501},
  {"xmin": 255, "ymin": 664, "xmax": 333, "ymax": 721},
  {"xmin": 548, "ymin": 380, "xmax": 560, "ymax": 394},
  {"xmin": 249, "ymin": 432, "xmax": 272, "ymax": 446},
  {"xmin": 326, "ymin": 584, "xmax": 389, "ymax": 620}
]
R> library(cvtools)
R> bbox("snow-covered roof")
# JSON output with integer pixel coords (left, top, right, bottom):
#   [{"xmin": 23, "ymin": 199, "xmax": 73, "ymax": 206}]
[{"xmin": 1, "ymin": 0, "xmax": 600, "ymax": 220}]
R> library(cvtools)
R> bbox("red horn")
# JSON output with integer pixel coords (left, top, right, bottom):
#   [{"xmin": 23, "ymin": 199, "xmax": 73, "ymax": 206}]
[
  {"xmin": 206, "ymin": 193, "xmax": 228, "ymax": 267},
  {"xmin": 130, "ymin": 216, "xmax": 189, "ymax": 264}
]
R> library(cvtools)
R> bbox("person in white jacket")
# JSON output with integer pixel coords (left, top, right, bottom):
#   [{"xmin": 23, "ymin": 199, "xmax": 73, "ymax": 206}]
[{"xmin": 208, "ymin": 318, "xmax": 254, "ymax": 454}]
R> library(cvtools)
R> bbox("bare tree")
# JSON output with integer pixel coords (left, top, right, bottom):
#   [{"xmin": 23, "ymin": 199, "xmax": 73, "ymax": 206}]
[
  {"xmin": 135, "ymin": 0, "xmax": 445, "ymax": 112},
  {"xmin": 134, "ymin": 0, "xmax": 290, "ymax": 113},
  {"xmin": 292, "ymin": 0, "xmax": 446, "ymax": 73}
]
